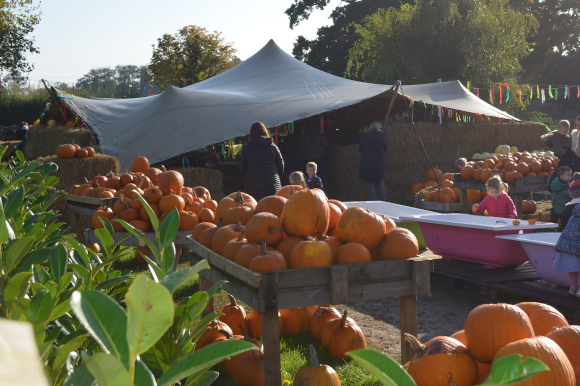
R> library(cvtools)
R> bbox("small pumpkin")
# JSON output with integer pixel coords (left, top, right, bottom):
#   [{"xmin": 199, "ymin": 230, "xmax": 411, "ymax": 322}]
[
  {"xmin": 321, "ymin": 313, "xmax": 356, "ymax": 347},
  {"xmin": 450, "ymin": 330, "xmax": 491, "ymax": 376},
  {"xmin": 244, "ymin": 212, "xmax": 283, "ymax": 246},
  {"xmin": 378, "ymin": 228, "xmax": 419, "ymax": 260},
  {"xmin": 276, "ymin": 236, "xmax": 304, "ymax": 261},
  {"xmin": 178, "ymin": 210, "xmax": 199, "ymax": 231},
  {"xmin": 515, "ymin": 302, "xmax": 569, "ymax": 336},
  {"xmin": 225, "ymin": 325, "xmax": 264, "ymax": 375},
  {"xmin": 248, "ymin": 240, "xmax": 287, "ymax": 272},
  {"xmin": 275, "ymin": 184, "xmax": 304, "ymax": 199},
  {"xmin": 84, "ymin": 147, "xmax": 95, "ymax": 157},
  {"xmin": 411, "ymin": 181, "xmax": 424, "ymax": 194},
  {"xmin": 223, "ymin": 232, "xmax": 248, "ymax": 261},
  {"xmin": 158, "ymin": 165, "xmax": 184, "ymax": 195},
  {"xmin": 294, "ymin": 344, "xmax": 342, "ymax": 386},
  {"xmin": 336, "ymin": 242, "xmax": 371, "ymax": 265},
  {"xmin": 84, "ymin": 243, "xmax": 100, "ymax": 253},
  {"xmin": 328, "ymin": 310, "xmax": 367, "ymax": 359},
  {"xmin": 327, "ymin": 203, "xmax": 342, "ymax": 231},
  {"xmin": 322, "ymin": 235, "xmax": 344, "ymax": 264},
  {"xmin": 232, "ymin": 351, "xmax": 265, "ymax": 386},
  {"xmin": 198, "ymin": 218, "xmax": 223, "ymax": 249},
  {"xmin": 131, "ymin": 156, "xmax": 150, "ymax": 173},
  {"xmin": 327, "ymin": 199, "xmax": 347, "ymax": 213},
  {"xmin": 143, "ymin": 186, "xmax": 163, "ymax": 204},
  {"xmin": 247, "ymin": 309, "xmax": 283, "ymax": 338},
  {"xmin": 195, "ymin": 320, "xmax": 233, "ymax": 349},
  {"xmin": 211, "ymin": 222, "xmax": 245, "ymax": 255},
  {"xmin": 310, "ymin": 306, "xmax": 342, "ymax": 340},
  {"xmin": 75, "ymin": 148, "xmax": 88, "ymax": 158},
  {"xmin": 254, "ymin": 195, "xmax": 287, "ymax": 217},
  {"xmin": 91, "ymin": 206, "xmax": 115, "ymax": 229},
  {"xmin": 289, "ymin": 236, "xmax": 332, "ymax": 269},
  {"xmin": 140, "ymin": 204, "xmax": 160, "ymax": 222},
  {"xmin": 218, "ymin": 294, "xmax": 249, "ymax": 336},
  {"xmin": 159, "ymin": 190, "xmax": 185, "ymax": 212},
  {"xmin": 197, "ymin": 208, "xmax": 215, "ymax": 223},
  {"xmin": 280, "ymin": 306, "xmax": 317, "ymax": 336}
]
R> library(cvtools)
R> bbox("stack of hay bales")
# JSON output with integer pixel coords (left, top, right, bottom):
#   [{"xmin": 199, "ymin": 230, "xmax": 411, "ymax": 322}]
[
  {"xmin": 326, "ymin": 121, "xmax": 547, "ymax": 203},
  {"xmin": 24, "ymin": 126, "xmax": 92, "ymax": 160},
  {"xmin": 174, "ymin": 167, "xmax": 225, "ymax": 200}
]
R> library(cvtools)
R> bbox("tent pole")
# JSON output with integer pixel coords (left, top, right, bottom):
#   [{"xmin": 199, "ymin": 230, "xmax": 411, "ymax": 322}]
[{"xmin": 382, "ymin": 80, "xmax": 401, "ymax": 131}]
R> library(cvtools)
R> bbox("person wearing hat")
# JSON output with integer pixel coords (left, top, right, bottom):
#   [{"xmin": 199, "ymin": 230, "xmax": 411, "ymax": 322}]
[{"xmin": 553, "ymin": 172, "xmax": 580, "ymax": 299}]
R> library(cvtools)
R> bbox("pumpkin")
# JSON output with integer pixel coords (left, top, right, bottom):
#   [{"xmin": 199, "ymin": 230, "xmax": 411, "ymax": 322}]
[
  {"xmin": 275, "ymin": 184, "xmax": 304, "ymax": 199},
  {"xmin": 223, "ymin": 232, "xmax": 247, "ymax": 261},
  {"xmin": 294, "ymin": 344, "xmax": 341, "ymax": 386},
  {"xmin": 224, "ymin": 191, "xmax": 256, "ymax": 209},
  {"xmin": 144, "ymin": 186, "xmax": 163, "ymax": 204},
  {"xmin": 516, "ymin": 162, "xmax": 530, "ymax": 175},
  {"xmin": 159, "ymin": 190, "xmax": 185, "ymax": 212},
  {"xmin": 196, "ymin": 320, "xmax": 233, "ymax": 349},
  {"xmin": 135, "ymin": 246, "xmax": 147, "ymax": 263},
  {"xmin": 480, "ymin": 168, "xmax": 492, "ymax": 182},
  {"xmin": 515, "ymin": 302, "xmax": 569, "ymax": 336},
  {"xmin": 254, "ymin": 195, "xmax": 287, "ymax": 217},
  {"xmin": 336, "ymin": 242, "xmax": 371, "ymax": 265},
  {"xmin": 225, "ymin": 325, "xmax": 264, "ymax": 375},
  {"xmin": 193, "ymin": 225, "xmax": 218, "ymax": 244},
  {"xmin": 328, "ymin": 310, "xmax": 367, "ymax": 359},
  {"xmin": 466, "ymin": 189, "xmax": 481, "ymax": 202},
  {"xmin": 233, "ymin": 351, "xmax": 265, "ymax": 386},
  {"xmin": 194, "ymin": 186, "xmax": 212, "ymax": 201},
  {"xmin": 405, "ymin": 334, "xmax": 477, "ymax": 386},
  {"xmin": 84, "ymin": 147, "xmax": 95, "ymax": 157},
  {"xmin": 529, "ymin": 160, "xmax": 542, "ymax": 173},
  {"xmin": 244, "ymin": 212, "xmax": 283, "ymax": 246},
  {"xmin": 120, "ymin": 205, "xmax": 140, "ymax": 222},
  {"xmin": 198, "ymin": 219, "xmax": 222, "ymax": 249},
  {"xmin": 203, "ymin": 200, "xmax": 218, "ymax": 211},
  {"xmin": 158, "ymin": 165, "xmax": 184, "ymax": 195},
  {"xmin": 411, "ymin": 181, "xmax": 424, "ymax": 194},
  {"xmin": 426, "ymin": 167, "xmax": 442, "ymax": 182},
  {"xmin": 280, "ymin": 306, "xmax": 317, "ymax": 336},
  {"xmin": 281, "ymin": 189, "xmax": 329, "ymax": 238},
  {"xmin": 178, "ymin": 210, "xmax": 199, "ymax": 231},
  {"xmin": 276, "ymin": 236, "xmax": 304, "ymax": 261},
  {"xmin": 310, "ymin": 306, "xmax": 342, "ymax": 340},
  {"xmin": 440, "ymin": 179, "xmax": 454, "ymax": 189},
  {"xmin": 450, "ymin": 330, "xmax": 491, "ymax": 376},
  {"xmin": 464, "ymin": 303, "xmax": 534, "ymax": 363},
  {"xmin": 223, "ymin": 203, "xmax": 254, "ymax": 226},
  {"xmin": 493, "ymin": 336, "xmax": 574, "ymax": 386},
  {"xmin": 439, "ymin": 187, "xmax": 456, "ymax": 203},
  {"xmin": 333, "ymin": 206, "xmax": 385, "ymax": 250},
  {"xmin": 327, "ymin": 199, "xmax": 348, "ymax": 213},
  {"xmin": 322, "ymin": 235, "xmax": 344, "ymax": 264},
  {"xmin": 247, "ymin": 309, "xmax": 284, "ymax": 338},
  {"xmin": 218, "ymin": 294, "xmax": 249, "ymax": 336},
  {"xmin": 522, "ymin": 200, "xmax": 537, "ymax": 214},
  {"xmin": 140, "ymin": 204, "xmax": 160, "ymax": 222},
  {"xmin": 75, "ymin": 148, "xmax": 88, "ymax": 158},
  {"xmin": 120, "ymin": 172, "xmax": 134, "ymax": 186},
  {"xmin": 321, "ymin": 314, "xmax": 356, "ymax": 347},
  {"xmin": 546, "ymin": 326, "xmax": 580, "ymax": 385},
  {"xmin": 91, "ymin": 206, "xmax": 115, "ymax": 229},
  {"xmin": 234, "ymin": 242, "xmax": 274, "ymax": 268},
  {"xmin": 460, "ymin": 165, "xmax": 475, "ymax": 180},
  {"xmin": 326, "ymin": 203, "xmax": 342, "ymax": 231},
  {"xmin": 212, "ymin": 222, "xmax": 245, "ymax": 255},
  {"xmin": 74, "ymin": 178, "xmax": 92, "ymax": 195},
  {"xmin": 56, "ymin": 144, "xmax": 76, "ymax": 159},
  {"xmin": 249, "ymin": 240, "xmax": 288, "ymax": 272},
  {"xmin": 473, "ymin": 168, "xmax": 483, "ymax": 181},
  {"xmin": 289, "ymin": 237, "xmax": 332, "ymax": 269},
  {"xmin": 129, "ymin": 219, "xmax": 150, "ymax": 232},
  {"xmin": 378, "ymin": 228, "xmax": 419, "ymax": 260},
  {"xmin": 69, "ymin": 184, "xmax": 80, "ymax": 194},
  {"xmin": 131, "ymin": 156, "xmax": 150, "ymax": 173},
  {"xmin": 198, "ymin": 208, "xmax": 215, "ymax": 223}
]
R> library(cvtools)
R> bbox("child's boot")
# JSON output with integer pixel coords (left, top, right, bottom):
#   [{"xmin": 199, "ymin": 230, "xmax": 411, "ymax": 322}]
[{"xmin": 568, "ymin": 287, "xmax": 578, "ymax": 298}]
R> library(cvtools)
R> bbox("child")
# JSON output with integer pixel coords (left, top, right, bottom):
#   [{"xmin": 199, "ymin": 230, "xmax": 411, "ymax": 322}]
[
  {"xmin": 455, "ymin": 157, "xmax": 467, "ymax": 170},
  {"xmin": 551, "ymin": 166, "xmax": 573, "ymax": 224},
  {"xmin": 553, "ymin": 177, "xmax": 580, "ymax": 298},
  {"xmin": 289, "ymin": 171, "xmax": 307, "ymax": 189},
  {"xmin": 472, "ymin": 175, "xmax": 517, "ymax": 218},
  {"xmin": 561, "ymin": 172, "xmax": 580, "ymax": 230},
  {"xmin": 305, "ymin": 162, "xmax": 323, "ymax": 190}
]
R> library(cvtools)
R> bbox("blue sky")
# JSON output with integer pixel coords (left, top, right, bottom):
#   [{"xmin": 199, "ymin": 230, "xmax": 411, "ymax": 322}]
[{"xmin": 26, "ymin": 0, "xmax": 340, "ymax": 86}]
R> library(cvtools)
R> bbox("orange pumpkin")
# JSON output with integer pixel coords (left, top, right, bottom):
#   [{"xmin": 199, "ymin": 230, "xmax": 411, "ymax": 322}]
[
  {"xmin": 234, "ymin": 242, "xmax": 274, "ymax": 268},
  {"xmin": 232, "ymin": 351, "xmax": 265, "ymax": 386},
  {"xmin": 466, "ymin": 189, "xmax": 481, "ymax": 202},
  {"xmin": 426, "ymin": 167, "xmax": 442, "ymax": 182},
  {"xmin": 197, "ymin": 208, "xmax": 215, "ymax": 223},
  {"xmin": 84, "ymin": 147, "xmax": 95, "ymax": 157},
  {"xmin": 441, "ymin": 179, "xmax": 454, "ymax": 189},
  {"xmin": 192, "ymin": 221, "xmax": 216, "ymax": 242},
  {"xmin": 75, "ymin": 148, "xmax": 88, "ymax": 158},
  {"xmin": 280, "ymin": 189, "xmax": 329, "ymax": 238},
  {"xmin": 275, "ymin": 185, "xmax": 304, "ymax": 199},
  {"xmin": 516, "ymin": 302, "xmax": 569, "ymax": 336},
  {"xmin": 275, "ymin": 236, "xmax": 304, "ymax": 261},
  {"xmin": 450, "ymin": 330, "xmax": 491, "ymax": 376},
  {"xmin": 158, "ymin": 165, "xmax": 184, "ymax": 195},
  {"xmin": 196, "ymin": 320, "xmax": 233, "ymax": 350},
  {"xmin": 254, "ymin": 195, "xmax": 286, "ymax": 217},
  {"xmin": 244, "ymin": 212, "xmax": 283, "ymax": 246},
  {"xmin": 378, "ymin": 228, "xmax": 419, "ymax": 260},
  {"xmin": 333, "ymin": 206, "xmax": 385, "ymax": 250},
  {"xmin": 159, "ymin": 191, "xmax": 185, "ymax": 212},
  {"xmin": 322, "ymin": 235, "xmax": 344, "ymax": 264},
  {"xmin": 194, "ymin": 186, "xmax": 212, "ymax": 201},
  {"xmin": 218, "ymin": 294, "xmax": 249, "ymax": 336},
  {"xmin": 289, "ymin": 237, "xmax": 332, "ymax": 269},
  {"xmin": 280, "ymin": 306, "xmax": 316, "ymax": 336},
  {"xmin": 546, "ymin": 326, "xmax": 580, "ymax": 385},
  {"xmin": 411, "ymin": 181, "xmax": 424, "ymax": 194},
  {"xmin": 522, "ymin": 200, "xmax": 537, "ymax": 214},
  {"xmin": 131, "ymin": 156, "xmax": 150, "ymax": 173},
  {"xmin": 224, "ymin": 326, "xmax": 263, "ymax": 376},
  {"xmin": 56, "ymin": 144, "xmax": 76, "ymax": 159},
  {"xmin": 460, "ymin": 166, "xmax": 475, "ymax": 180},
  {"xmin": 327, "ymin": 203, "xmax": 342, "ymax": 231},
  {"xmin": 198, "ymin": 220, "xmax": 222, "ymax": 249},
  {"xmin": 144, "ymin": 186, "xmax": 163, "ymax": 204},
  {"xmin": 247, "ymin": 309, "xmax": 284, "ymax": 339},
  {"xmin": 248, "ymin": 240, "xmax": 287, "ymax": 272},
  {"xmin": 294, "ymin": 344, "xmax": 342, "ymax": 386},
  {"xmin": 328, "ymin": 310, "xmax": 367, "ymax": 359},
  {"xmin": 310, "ymin": 307, "xmax": 342, "ymax": 340},
  {"xmin": 222, "ymin": 232, "xmax": 247, "ymax": 261},
  {"xmin": 439, "ymin": 187, "xmax": 456, "ymax": 203},
  {"xmin": 91, "ymin": 206, "xmax": 115, "ymax": 229},
  {"xmin": 212, "ymin": 222, "xmax": 245, "ymax": 255},
  {"xmin": 321, "ymin": 314, "xmax": 356, "ymax": 347},
  {"xmin": 336, "ymin": 242, "xmax": 371, "ymax": 265}
]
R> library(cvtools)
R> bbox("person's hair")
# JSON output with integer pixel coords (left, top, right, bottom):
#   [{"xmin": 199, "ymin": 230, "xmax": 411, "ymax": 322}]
[
  {"xmin": 558, "ymin": 120, "xmax": 570, "ymax": 130},
  {"xmin": 455, "ymin": 158, "xmax": 467, "ymax": 167},
  {"xmin": 368, "ymin": 121, "xmax": 382, "ymax": 131},
  {"xmin": 557, "ymin": 165, "xmax": 572, "ymax": 176},
  {"xmin": 486, "ymin": 175, "xmax": 508, "ymax": 192},
  {"xmin": 289, "ymin": 171, "xmax": 306, "ymax": 188},
  {"xmin": 249, "ymin": 121, "xmax": 270, "ymax": 139},
  {"xmin": 306, "ymin": 162, "xmax": 317, "ymax": 171}
]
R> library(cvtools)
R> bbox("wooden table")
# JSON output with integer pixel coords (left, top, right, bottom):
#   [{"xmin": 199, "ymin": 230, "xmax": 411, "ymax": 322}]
[
  {"xmin": 454, "ymin": 174, "xmax": 549, "ymax": 219},
  {"xmin": 187, "ymin": 237, "xmax": 433, "ymax": 386},
  {"xmin": 65, "ymin": 194, "xmax": 118, "ymax": 243}
]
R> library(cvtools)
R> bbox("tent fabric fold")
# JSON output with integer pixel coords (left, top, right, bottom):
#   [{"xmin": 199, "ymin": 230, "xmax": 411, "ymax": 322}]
[{"xmin": 56, "ymin": 39, "xmax": 518, "ymax": 170}]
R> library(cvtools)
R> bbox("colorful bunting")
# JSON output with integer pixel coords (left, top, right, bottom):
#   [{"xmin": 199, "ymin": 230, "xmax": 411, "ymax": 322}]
[
  {"xmin": 519, "ymin": 89, "xmax": 522, "ymax": 105},
  {"xmin": 548, "ymin": 85, "xmax": 553, "ymax": 98}
]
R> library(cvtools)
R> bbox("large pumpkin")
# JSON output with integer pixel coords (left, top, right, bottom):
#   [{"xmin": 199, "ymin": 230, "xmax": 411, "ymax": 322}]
[
  {"xmin": 218, "ymin": 294, "xmax": 248, "ymax": 336},
  {"xmin": 232, "ymin": 351, "xmax": 265, "ymax": 386},
  {"xmin": 546, "ymin": 326, "xmax": 580, "ymax": 385},
  {"xmin": 56, "ymin": 144, "xmax": 76, "ymax": 159},
  {"xmin": 464, "ymin": 303, "xmax": 534, "ymax": 363},
  {"xmin": 281, "ymin": 189, "xmax": 329, "ymax": 238},
  {"xmin": 244, "ymin": 212, "xmax": 283, "ymax": 246},
  {"xmin": 280, "ymin": 306, "xmax": 316, "ymax": 336},
  {"xmin": 378, "ymin": 228, "xmax": 419, "ymax": 260},
  {"xmin": 405, "ymin": 334, "xmax": 477, "ymax": 386},
  {"xmin": 294, "ymin": 344, "xmax": 341, "ymax": 386},
  {"xmin": 336, "ymin": 242, "xmax": 371, "ymax": 265},
  {"xmin": 516, "ymin": 302, "xmax": 569, "ymax": 336},
  {"xmin": 310, "ymin": 306, "xmax": 342, "ymax": 340},
  {"xmin": 131, "ymin": 156, "xmax": 150, "ymax": 173},
  {"xmin": 328, "ymin": 310, "xmax": 367, "ymax": 359},
  {"xmin": 289, "ymin": 237, "xmax": 332, "ymax": 269},
  {"xmin": 450, "ymin": 330, "xmax": 491, "ymax": 376},
  {"xmin": 333, "ymin": 206, "xmax": 385, "ymax": 250},
  {"xmin": 254, "ymin": 195, "xmax": 286, "ymax": 217},
  {"xmin": 158, "ymin": 165, "xmax": 184, "ymax": 195},
  {"xmin": 493, "ymin": 336, "xmax": 574, "ymax": 386},
  {"xmin": 321, "ymin": 314, "xmax": 356, "ymax": 347}
]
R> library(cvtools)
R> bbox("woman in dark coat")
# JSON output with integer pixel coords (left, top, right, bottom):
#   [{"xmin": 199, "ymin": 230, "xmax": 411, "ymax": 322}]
[
  {"xmin": 358, "ymin": 121, "xmax": 388, "ymax": 201},
  {"xmin": 239, "ymin": 121, "xmax": 284, "ymax": 201}
]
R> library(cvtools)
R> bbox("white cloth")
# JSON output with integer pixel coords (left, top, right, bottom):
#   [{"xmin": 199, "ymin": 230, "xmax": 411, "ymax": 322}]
[{"xmin": 571, "ymin": 130, "xmax": 580, "ymax": 158}]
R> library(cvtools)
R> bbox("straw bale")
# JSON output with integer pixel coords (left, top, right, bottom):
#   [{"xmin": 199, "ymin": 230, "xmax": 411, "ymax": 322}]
[
  {"xmin": 174, "ymin": 167, "xmax": 225, "ymax": 201},
  {"xmin": 32, "ymin": 154, "xmax": 120, "ymax": 229},
  {"xmin": 325, "ymin": 121, "xmax": 547, "ymax": 203},
  {"xmin": 24, "ymin": 125, "xmax": 92, "ymax": 160}
]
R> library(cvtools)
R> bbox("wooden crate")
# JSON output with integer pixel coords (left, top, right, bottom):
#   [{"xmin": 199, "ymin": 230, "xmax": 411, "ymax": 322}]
[
  {"xmin": 65, "ymin": 194, "xmax": 119, "ymax": 243},
  {"xmin": 187, "ymin": 237, "xmax": 433, "ymax": 386}
]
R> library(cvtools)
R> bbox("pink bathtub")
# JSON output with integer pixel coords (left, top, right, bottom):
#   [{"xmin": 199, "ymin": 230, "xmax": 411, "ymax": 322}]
[
  {"xmin": 399, "ymin": 214, "xmax": 558, "ymax": 268},
  {"xmin": 497, "ymin": 233, "xmax": 568, "ymax": 287}
]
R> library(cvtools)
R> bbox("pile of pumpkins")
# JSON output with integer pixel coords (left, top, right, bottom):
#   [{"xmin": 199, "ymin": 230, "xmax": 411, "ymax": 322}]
[
  {"xmin": 56, "ymin": 143, "xmax": 95, "ymax": 159},
  {"xmin": 197, "ymin": 296, "xmax": 365, "ymax": 385},
  {"xmin": 402, "ymin": 301, "xmax": 580, "ymax": 386},
  {"xmin": 460, "ymin": 152, "xmax": 557, "ymax": 183},
  {"xmin": 191, "ymin": 185, "xmax": 421, "ymax": 273}
]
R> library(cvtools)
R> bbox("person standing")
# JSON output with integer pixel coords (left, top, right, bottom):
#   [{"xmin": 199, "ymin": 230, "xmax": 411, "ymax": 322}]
[
  {"xmin": 239, "ymin": 121, "xmax": 284, "ymax": 201},
  {"xmin": 358, "ymin": 121, "xmax": 388, "ymax": 201}
]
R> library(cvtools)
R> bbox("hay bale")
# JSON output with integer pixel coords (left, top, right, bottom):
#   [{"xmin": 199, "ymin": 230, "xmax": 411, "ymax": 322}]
[
  {"xmin": 25, "ymin": 125, "xmax": 92, "ymax": 160},
  {"xmin": 174, "ymin": 167, "xmax": 225, "ymax": 201},
  {"xmin": 32, "ymin": 154, "xmax": 120, "ymax": 229}
]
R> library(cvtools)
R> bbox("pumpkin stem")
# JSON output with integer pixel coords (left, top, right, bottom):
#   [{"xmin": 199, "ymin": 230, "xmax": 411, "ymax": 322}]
[
  {"xmin": 237, "ymin": 231, "xmax": 245, "ymax": 242},
  {"xmin": 268, "ymin": 226, "xmax": 283, "ymax": 234},
  {"xmin": 218, "ymin": 329, "xmax": 233, "ymax": 339},
  {"xmin": 404, "ymin": 333, "xmax": 428, "ymax": 357},
  {"xmin": 260, "ymin": 239, "xmax": 267, "ymax": 255},
  {"xmin": 306, "ymin": 236, "xmax": 317, "ymax": 242},
  {"xmin": 234, "ymin": 191, "xmax": 245, "ymax": 204},
  {"xmin": 308, "ymin": 344, "xmax": 320, "ymax": 367},
  {"xmin": 239, "ymin": 324, "xmax": 250, "ymax": 340},
  {"xmin": 228, "ymin": 294, "xmax": 238, "ymax": 307},
  {"xmin": 234, "ymin": 222, "xmax": 243, "ymax": 232},
  {"xmin": 161, "ymin": 165, "xmax": 167, "ymax": 172},
  {"xmin": 169, "ymin": 189, "xmax": 174, "ymax": 196},
  {"xmin": 340, "ymin": 310, "xmax": 348, "ymax": 327},
  {"xmin": 217, "ymin": 218, "xmax": 223, "ymax": 227}
]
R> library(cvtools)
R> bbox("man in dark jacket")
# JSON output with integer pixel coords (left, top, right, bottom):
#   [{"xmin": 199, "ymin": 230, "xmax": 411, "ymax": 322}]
[
  {"xmin": 358, "ymin": 121, "xmax": 388, "ymax": 201},
  {"xmin": 239, "ymin": 122, "xmax": 284, "ymax": 201}
]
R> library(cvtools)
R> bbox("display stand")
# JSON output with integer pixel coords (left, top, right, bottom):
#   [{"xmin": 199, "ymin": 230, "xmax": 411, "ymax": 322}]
[
  {"xmin": 65, "ymin": 194, "xmax": 118, "ymax": 243},
  {"xmin": 187, "ymin": 237, "xmax": 433, "ymax": 386}
]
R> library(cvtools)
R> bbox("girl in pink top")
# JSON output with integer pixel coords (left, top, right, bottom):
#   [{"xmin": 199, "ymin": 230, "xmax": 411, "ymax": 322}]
[{"xmin": 472, "ymin": 176, "xmax": 517, "ymax": 218}]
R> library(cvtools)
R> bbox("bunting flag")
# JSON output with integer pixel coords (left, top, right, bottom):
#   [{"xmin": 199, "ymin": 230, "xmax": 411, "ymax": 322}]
[
  {"xmin": 150, "ymin": 87, "xmax": 153, "ymax": 95},
  {"xmin": 537, "ymin": 85, "xmax": 540, "ymax": 99},
  {"xmin": 288, "ymin": 121, "xmax": 294, "ymax": 134},
  {"xmin": 467, "ymin": 81, "xmax": 471, "ymax": 91},
  {"xmin": 548, "ymin": 85, "xmax": 553, "ymax": 98},
  {"xmin": 555, "ymin": 89, "xmax": 558, "ymax": 100},
  {"xmin": 97, "ymin": 86, "xmax": 100, "ymax": 92},
  {"xmin": 530, "ymin": 87, "xmax": 533, "ymax": 99},
  {"xmin": 519, "ymin": 89, "xmax": 523, "ymax": 105},
  {"xmin": 541, "ymin": 89, "xmax": 546, "ymax": 103},
  {"xmin": 578, "ymin": 86, "xmax": 580, "ymax": 98},
  {"xmin": 565, "ymin": 85, "xmax": 568, "ymax": 99},
  {"xmin": 499, "ymin": 84, "xmax": 503, "ymax": 104},
  {"xmin": 476, "ymin": 88, "xmax": 479, "ymax": 97},
  {"xmin": 505, "ymin": 84, "xmax": 510, "ymax": 102}
]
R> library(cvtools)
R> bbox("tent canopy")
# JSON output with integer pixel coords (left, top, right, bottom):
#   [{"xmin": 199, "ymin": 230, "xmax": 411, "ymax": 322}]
[{"xmin": 58, "ymin": 39, "xmax": 518, "ymax": 170}]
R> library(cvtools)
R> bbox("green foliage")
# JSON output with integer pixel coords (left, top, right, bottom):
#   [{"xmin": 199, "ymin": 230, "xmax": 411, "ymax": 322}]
[
  {"xmin": 347, "ymin": 0, "xmax": 538, "ymax": 85},
  {"xmin": 72, "ymin": 65, "xmax": 151, "ymax": 98},
  {"xmin": 148, "ymin": 25, "xmax": 240, "ymax": 89},
  {"xmin": 0, "ymin": 0, "xmax": 41, "ymax": 77},
  {"xmin": 0, "ymin": 85, "xmax": 48, "ymax": 125}
]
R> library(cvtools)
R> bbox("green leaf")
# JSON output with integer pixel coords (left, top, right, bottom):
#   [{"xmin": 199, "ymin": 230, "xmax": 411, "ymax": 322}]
[
  {"xmin": 64, "ymin": 363, "xmax": 95, "ymax": 386},
  {"xmin": 27, "ymin": 289, "xmax": 53, "ymax": 321},
  {"xmin": 158, "ymin": 208, "xmax": 179, "ymax": 250},
  {"xmin": 205, "ymin": 280, "xmax": 227, "ymax": 298},
  {"xmin": 17, "ymin": 248, "xmax": 52, "ymax": 273},
  {"xmin": 186, "ymin": 292, "xmax": 208, "ymax": 323},
  {"xmin": 70, "ymin": 264, "xmax": 91, "ymax": 289},
  {"xmin": 116, "ymin": 218, "xmax": 158, "ymax": 255},
  {"xmin": 42, "ymin": 162, "xmax": 59, "ymax": 177},
  {"xmin": 50, "ymin": 335, "xmax": 87, "ymax": 378},
  {"xmin": 184, "ymin": 371, "xmax": 219, "ymax": 386},
  {"xmin": 5, "ymin": 185, "xmax": 24, "ymax": 218},
  {"xmin": 85, "ymin": 353, "xmax": 134, "ymax": 386},
  {"xmin": 162, "ymin": 242, "xmax": 176, "ymax": 274},
  {"xmin": 32, "ymin": 264, "xmax": 50, "ymax": 285},
  {"xmin": 483, "ymin": 354, "xmax": 549, "ymax": 385},
  {"xmin": 160, "ymin": 260, "xmax": 208, "ymax": 294},
  {"xmin": 4, "ymin": 236, "xmax": 35, "ymax": 274},
  {"xmin": 3, "ymin": 272, "xmax": 32, "ymax": 311},
  {"xmin": 69, "ymin": 290, "xmax": 129, "ymax": 366},
  {"xmin": 126, "ymin": 275, "xmax": 174, "ymax": 361},
  {"xmin": 135, "ymin": 359, "xmax": 157, "ymax": 386},
  {"xmin": 50, "ymin": 243, "xmax": 68, "ymax": 283},
  {"xmin": 47, "ymin": 298, "xmax": 72, "ymax": 321},
  {"xmin": 190, "ymin": 312, "xmax": 223, "ymax": 342},
  {"xmin": 64, "ymin": 236, "xmax": 91, "ymax": 269},
  {"xmin": 0, "ymin": 197, "xmax": 15, "ymax": 244},
  {"xmin": 347, "ymin": 349, "xmax": 417, "ymax": 386},
  {"xmin": 95, "ymin": 226, "xmax": 114, "ymax": 257},
  {"xmin": 157, "ymin": 340, "xmax": 256, "ymax": 386},
  {"xmin": 95, "ymin": 275, "xmax": 134, "ymax": 291},
  {"xmin": 134, "ymin": 192, "xmax": 159, "ymax": 231}
]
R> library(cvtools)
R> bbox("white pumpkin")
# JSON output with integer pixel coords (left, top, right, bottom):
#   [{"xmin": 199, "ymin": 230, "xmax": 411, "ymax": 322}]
[
  {"xmin": 472, "ymin": 153, "xmax": 481, "ymax": 160},
  {"xmin": 510, "ymin": 146, "xmax": 518, "ymax": 153}
]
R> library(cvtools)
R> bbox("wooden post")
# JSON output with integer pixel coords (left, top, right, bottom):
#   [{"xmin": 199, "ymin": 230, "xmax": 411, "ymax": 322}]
[
  {"xmin": 400, "ymin": 296, "xmax": 418, "ymax": 363},
  {"xmin": 199, "ymin": 278, "xmax": 214, "ymax": 316},
  {"xmin": 460, "ymin": 188, "xmax": 469, "ymax": 214},
  {"xmin": 514, "ymin": 193, "xmax": 523, "ymax": 219},
  {"xmin": 382, "ymin": 81, "xmax": 401, "ymax": 131},
  {"xmin": 73, "ymin": 213, "xmax": 86, "ymax": 244},
  {"xmin": 261, "ymin": 273, "xmax": 281, "ymax": 386}
]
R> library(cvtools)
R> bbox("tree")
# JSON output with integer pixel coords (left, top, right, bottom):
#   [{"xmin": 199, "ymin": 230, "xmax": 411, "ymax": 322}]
[
  {"xmin": 0, "ymin": 0, "xmax": 41, "ymax": 77},
  {"xmin": 347, "ymin": 0, "xmax": 538, "ymax": 85},
  {"xmin": 289, "ymin": 0, "xmax": 411, "ymax": 77},
  {"xmin": 148, "ymin": 25, "xmax": 239, "ymax": 89},
  {"xmin": 74, "ymin": 65, "xmax": 150, "ymax": 98}
]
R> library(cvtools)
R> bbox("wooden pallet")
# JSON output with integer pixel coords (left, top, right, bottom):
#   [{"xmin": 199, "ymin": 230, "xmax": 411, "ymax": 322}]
[
  {"xmin": 490, "ymin": 280, "xmax": 580, "ymax": 323},
  {"xmin": 433, "ymin": 259, "xmax": 540, "ymax": 298}
]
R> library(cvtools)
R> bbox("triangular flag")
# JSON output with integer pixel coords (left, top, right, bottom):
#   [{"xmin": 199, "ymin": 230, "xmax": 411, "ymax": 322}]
[
  {"xmin": 548, "ymin": 85, "xmax": 553, "ymax": 98},
  {"xmin": 555, "ymin": 89, "xmax": 558, "ymax": 100},
  {"xmin": 519, "ymin": 89, "xmax": 523, "ymax": 105},
  {"xmin": 476, "ymin": 88, "xmax": 479, "ymax": 97},
  {"xmin": 537, "ymin": 85, "xmax": 540, "ymax": 99}
]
